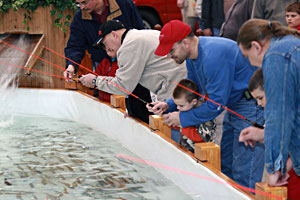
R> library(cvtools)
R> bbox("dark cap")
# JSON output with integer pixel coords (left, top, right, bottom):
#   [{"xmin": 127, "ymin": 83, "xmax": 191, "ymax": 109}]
[{"xmin": 93, "ymin": 20, "xmax": 125, "ymax": 47}]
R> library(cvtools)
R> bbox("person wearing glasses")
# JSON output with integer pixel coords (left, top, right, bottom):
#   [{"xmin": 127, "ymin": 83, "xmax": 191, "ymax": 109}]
[{"xmin": 64, "ymin": 0, "xmax": 154, "ymax": 123}]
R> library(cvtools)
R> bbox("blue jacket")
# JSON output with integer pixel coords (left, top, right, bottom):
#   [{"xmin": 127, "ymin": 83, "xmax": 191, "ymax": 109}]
[
  {"xmin": 263, "ymin": 35, "xmax": 300, "ymax": 176},
  {"xmin": 64, "ymin": 0, "xmax": 144, "ymax": 71},
  {"xmin": 166, "ymin": 37, "xmax": 257, "ymax": 127}
]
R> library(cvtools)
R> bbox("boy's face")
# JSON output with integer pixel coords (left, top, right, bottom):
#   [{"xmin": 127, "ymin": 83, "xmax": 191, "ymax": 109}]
[
  {"xmin": 286, "ymin": 11, "xmax": 300, "ymax": 29},
  {"xmin": 174, "ymin": 96, "xmax": 197, "ymax": 112},
  {"xmin": 251, "ymin": 87, "xmax": 266, "ymax": 108}
]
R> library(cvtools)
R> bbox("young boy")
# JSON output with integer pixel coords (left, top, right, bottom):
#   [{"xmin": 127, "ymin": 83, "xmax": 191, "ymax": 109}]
[
  {"xmin": 173, "ymin": 79, "xmax": 216, "ymax": 153},
  {"xmin": 286, "ymin": 2, "xmax": 300, "ymax": 32},
  {"xmin": 239, "ymin": 68, "xmax": 300, "ymax": 199}
]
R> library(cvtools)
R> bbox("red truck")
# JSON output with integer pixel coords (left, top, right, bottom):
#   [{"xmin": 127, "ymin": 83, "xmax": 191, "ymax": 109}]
[{"xmin": 133, "ymin": 0, "xmax": 182, "ymax": 29}]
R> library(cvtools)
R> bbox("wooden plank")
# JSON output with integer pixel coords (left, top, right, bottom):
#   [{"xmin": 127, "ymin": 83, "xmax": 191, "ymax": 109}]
[
  {"xmin": 194, "ymin": 142, "xmax": 221, "ymax": 171},
  {"xmin": 24, "ymin": 34, "xmax": 45, "ymax": 75},
  {"xmin": 149, "ymin": 115, "xmax": 161, "ymax": 130},
  {"xmin": 255, "ymin": 182, "xmax": 287, "ymax": 200},
  {"xmin": 110, "ymin": 95, "xmax": 126, "ymax": 110},
  {"xmin": 158, "ymin": 117, "xmax": 172, "ymax": 138}
]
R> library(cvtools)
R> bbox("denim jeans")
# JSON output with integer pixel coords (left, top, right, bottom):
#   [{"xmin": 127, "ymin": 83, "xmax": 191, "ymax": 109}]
[{"xmin": 221, "ymin": 97, "xmax": 265, "ymax": 189}]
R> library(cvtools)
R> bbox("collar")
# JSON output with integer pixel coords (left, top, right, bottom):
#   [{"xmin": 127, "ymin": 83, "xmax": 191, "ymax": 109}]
[{"xmin": 121, "ymin": 29, "xmax": 130, "ymax": 44}]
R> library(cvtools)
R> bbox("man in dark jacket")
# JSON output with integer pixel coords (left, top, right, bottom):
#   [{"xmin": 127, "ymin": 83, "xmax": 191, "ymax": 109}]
[
  {"xmin": 64, "ymin": 0, "xmax": 143, "ymax": 75},
  {"xmin": 220, "ymin": 0, "xmax": 254, "ymax": 41},
  {"xmin": 201, "ymin": 0, "xmax": 225, "ymax": 36},
  {"xmin": 64, "ymin": 0, "xmax": 152, "ymax": 123}
]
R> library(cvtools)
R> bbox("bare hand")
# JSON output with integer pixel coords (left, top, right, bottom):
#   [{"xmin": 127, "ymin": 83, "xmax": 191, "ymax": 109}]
[
  {"xmin": 267, "ymin": 170, "xmax": 289, "ymax": 187},
  {"xmin": 64, "ymin": 64, "xmax": 75, "ymax": 79},
  {"xmin": 239, "ymin": 126, "xmax": 264, "ymax": 148},
  {"xmin": 162, "ymin": 112, "xmax": 180, "ymax": 127},
  {"xmin": 79, "ymin": 74, "xmax": 97, "ymax": 88},
  {"xmin": 203, "ymin": 28, "xmax": 213, "ymax": 36},
  {"xmin": 146, "ymin": 101, "xmax": 168, "ymax": 115}
]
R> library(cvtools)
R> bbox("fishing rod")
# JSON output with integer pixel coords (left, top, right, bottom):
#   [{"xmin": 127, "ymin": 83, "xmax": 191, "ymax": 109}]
[
  {"xmin": 170, "ymin": 81, "xmax": 264, "ymax": 129},
  {"xmin": 46, "ymin": 45, "xmax": 263, "ymax": 128},
  {"xmin": 44, "ymin": 46, "xmax": 154, "ymax": 106},
  {"xmin": 1, "ymin": 40, "xmax": 262, "ymax": 128}
]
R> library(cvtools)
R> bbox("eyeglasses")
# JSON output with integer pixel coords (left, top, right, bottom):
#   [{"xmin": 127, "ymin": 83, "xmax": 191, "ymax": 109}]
[{"xmin": 75, "ymin": 0, "xmax": 91, "ymax": 7}]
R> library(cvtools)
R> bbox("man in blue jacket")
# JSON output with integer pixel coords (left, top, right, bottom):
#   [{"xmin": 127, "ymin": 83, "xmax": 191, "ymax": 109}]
[
  {"xmin": 64, "ymin": 0, "xmax": 152, "ymax": 123},
  {"xmin": 149, "ymin": 20, "xmax": 264, "ymax": 189}
]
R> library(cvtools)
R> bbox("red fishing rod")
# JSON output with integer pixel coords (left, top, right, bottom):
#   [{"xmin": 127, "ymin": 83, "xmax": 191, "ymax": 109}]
[
  {"xmin": 45, "ymin": 46, "xmax": 263, "ymax": 128},
  {"xmin": 171, "ymin": 80, "xmax": 264, "ymax": 129},
  {"xmin": 1, "ymin": 40, "xmax": 263, "ymax": 128},
  {"xmin": 44, "ymin": 46, "xmax": 151, "ymax": 105}
]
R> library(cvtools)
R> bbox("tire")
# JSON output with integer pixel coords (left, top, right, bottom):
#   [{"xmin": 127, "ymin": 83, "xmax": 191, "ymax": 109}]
[{"xmin": 139, "ymin": 9, "xmax": 161, "ymax": 29}]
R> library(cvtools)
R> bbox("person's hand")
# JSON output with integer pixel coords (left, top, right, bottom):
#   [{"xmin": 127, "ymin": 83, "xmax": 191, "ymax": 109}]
[
  {"xmin": 203, "ymin": 28, "xmax": 213, "ymax": 36},
  {"xmin": 146, "ymin": 101, "xmax": 168, "ymax": 115},
  {"xmin": 286, "ymin": 158, "xmax": 293, "ymax": 173},
  {"xmin": 267, "ymin": 170, "xmax": 289, "ymax": 187},
  {"xmin": 177, "ymin": 0, "xmax": 185, "ymax": 8},
  {"xmin": 124, "ymin": 111, "xmax": 130, "ymax": 118},
  {"xmin": 239, "ymin": 126, "xmax": 264, "ymax": 148},
  {"xmin": 162, "ymin": 112, "xmax": 180, "ymax": 127},
  {"xmin": 79, "ymin": 74, "xmax": 97, "ymax": 88},
  {"xmin": 64, "ymin": 64, "xmax": 75, "ymax": 79}
]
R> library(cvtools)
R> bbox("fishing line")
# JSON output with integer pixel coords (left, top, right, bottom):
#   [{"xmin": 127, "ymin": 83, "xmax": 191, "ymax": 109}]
[
  {"xmin": 117, "ymin": 154, "xmax": 283, "ymax": 200},
  {"xmin": 45, "ymin": 46, "xmax": 264, "ymax": 126},
  {"xmin": 0, "ymin": 41, "xmax": 150, "ymax": 104},
  {"xmin": 0, "ymin": 61, "xmax": 68, "ymax": 80},
  {"xmin": 1, "ymin": 40, "xmax": 262, "ymax": 127}
]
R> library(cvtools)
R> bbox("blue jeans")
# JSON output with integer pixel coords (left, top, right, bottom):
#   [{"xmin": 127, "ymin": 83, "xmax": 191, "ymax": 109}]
[
  {"xmin": 212, "ymin": 27, "xmax": 220, "ymax": 37},
  {"xmin": 221, "ymin": 97, "xmax": 265, "ymax": 189}
]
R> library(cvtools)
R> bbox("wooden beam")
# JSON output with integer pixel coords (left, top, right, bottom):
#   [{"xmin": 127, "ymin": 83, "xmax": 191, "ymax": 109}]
[
  {"xmin": 64, "ymin": 80, "xmax": 78, "ymax": 90},
  {"xmin": 194, "ymin": 142, "xmax": 221, "ymax": 171},
  {"xmin": 110, "ymin": 95, "xmax": 126, "ymax": 110},
  {"xmin": 24, "ymin": 34, "xmax": 45, "ymax": 75},
  {"xmin": 149, "ymin": 115, "xmax": 161, "ymax": 130},
  {"xmin": 149, "ymin": 115, "xmax": 172, "ymax": 137},
  {"xmin": 255, "ymin": 182, "xmax": 287, "ymax": 200}
]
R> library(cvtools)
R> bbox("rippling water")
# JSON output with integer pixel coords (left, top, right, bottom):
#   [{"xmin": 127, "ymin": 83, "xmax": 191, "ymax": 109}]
[{"xmin": 0, "ymin": 114, "xmax": 192, "ymax": 200}]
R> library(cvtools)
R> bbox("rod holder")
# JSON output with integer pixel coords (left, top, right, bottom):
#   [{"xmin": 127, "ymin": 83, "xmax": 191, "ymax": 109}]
[
  {"xmin": 194, "ymin": 142, "xmax": 221, "ymax": 170},
  {"xmin": 110, "ymin": 95, "xmax": 126, "ymax": 110}
]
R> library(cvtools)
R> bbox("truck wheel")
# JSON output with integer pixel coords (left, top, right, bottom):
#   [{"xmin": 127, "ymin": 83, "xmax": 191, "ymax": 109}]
[{"xmin": 139, "ymin": 10, "xmax": 161, "ymax": 29}]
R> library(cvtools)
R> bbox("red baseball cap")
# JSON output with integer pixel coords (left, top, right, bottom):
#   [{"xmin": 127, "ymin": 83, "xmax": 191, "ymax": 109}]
[{"xmin": 155, "ymin": 20, "xmax": 191, "ymax": 56}]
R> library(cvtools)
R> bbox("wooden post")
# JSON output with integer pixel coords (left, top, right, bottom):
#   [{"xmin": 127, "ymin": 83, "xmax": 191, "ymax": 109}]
[
  {"xmin": 194, "ymin": 142, "xmax": 221, "ymax": 170},
  {"xmin": 158, "ymin": 117, "xmax": 171, "ymax": 138},
  {"xmin": 148, "ymin": 115, "xmax": 171, "ymax": 137},
  {"xmin": 149, "ymin": 115, "xmax": 161, "ymax": 130},
  {"xmin": 255, "ymin": 182, "xmax": 287, "ymax": 200},
  {"xmin": 110, "ymin": 95, "xmax": 126, "ymax": 110}
]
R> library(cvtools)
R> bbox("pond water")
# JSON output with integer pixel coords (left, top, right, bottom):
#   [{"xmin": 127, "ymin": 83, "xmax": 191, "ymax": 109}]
[{"xmin": 0, "ymin": 114, "xmax": 192, "ymax": 200}]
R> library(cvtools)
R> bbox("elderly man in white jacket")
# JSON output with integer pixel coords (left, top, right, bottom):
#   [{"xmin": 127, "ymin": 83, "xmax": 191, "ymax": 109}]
[{"xmin": 80, "ymin": 20, "xmax": 187, "ymax": 102}]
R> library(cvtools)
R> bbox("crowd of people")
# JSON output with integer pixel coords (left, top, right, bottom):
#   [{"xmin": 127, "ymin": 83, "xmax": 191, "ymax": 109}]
[{"xmin": 64, "ymin": 0, "xmax": 300, "ymax": 198}]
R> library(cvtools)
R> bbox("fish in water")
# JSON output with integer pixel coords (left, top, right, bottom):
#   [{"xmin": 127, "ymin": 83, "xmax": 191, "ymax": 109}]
[{"xmin": 4, "ymin": 178, "xmax": 12, "ymax": 186}]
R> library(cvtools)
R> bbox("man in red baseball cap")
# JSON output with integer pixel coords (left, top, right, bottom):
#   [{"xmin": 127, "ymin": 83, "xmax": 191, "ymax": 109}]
[
  {"xmin": 155, "ymin": 20, "xmax": 192, "ymax": 57},
  {"xmin": 149, "ymin": 20, "xmax": 265, "ymax": 190}
]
